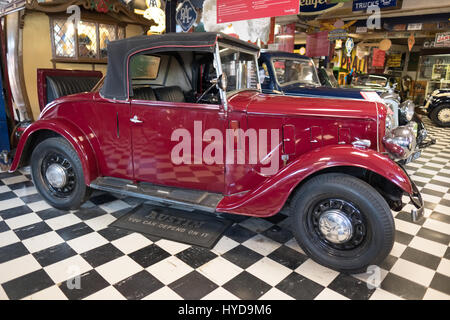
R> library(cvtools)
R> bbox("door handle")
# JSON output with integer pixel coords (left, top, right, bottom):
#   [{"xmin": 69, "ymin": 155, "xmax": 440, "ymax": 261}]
[{"xmin": 130, "ymin": 115, "xmax": 143, "ymax": 124}]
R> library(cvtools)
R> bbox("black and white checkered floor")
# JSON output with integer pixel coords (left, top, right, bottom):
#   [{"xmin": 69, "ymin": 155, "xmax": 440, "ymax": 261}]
[{"xmin": 0, "ymin": 118, "xmax": 449, "ymax": 300}]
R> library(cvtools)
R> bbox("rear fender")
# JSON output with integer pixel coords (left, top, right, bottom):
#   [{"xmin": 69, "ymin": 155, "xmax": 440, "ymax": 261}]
[
  {"xmin": 9, "ymin": 118, "xmax": 98, "ymax": 184},
  {"xmin": 216, "ymin": 145, "xmax": 413, "ymax": 217}
]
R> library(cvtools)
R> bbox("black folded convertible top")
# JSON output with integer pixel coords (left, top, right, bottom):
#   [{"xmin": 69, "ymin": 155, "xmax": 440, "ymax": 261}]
[{"xmin": 100, "ymin": 32, "xmax": 259, "ymax": 100}]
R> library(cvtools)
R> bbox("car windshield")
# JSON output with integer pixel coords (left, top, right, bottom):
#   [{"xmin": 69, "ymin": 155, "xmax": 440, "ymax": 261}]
[
  {"xmin": 352, "ymin": 75, "xmax": 387, "ymax": 87},
  {"xmin": 272, "ymin": 58, "xmax": 320, "ymax": 86},
  {"xmin": 219, "ymin": 46, "xmax": 259, "ymax": 94}
]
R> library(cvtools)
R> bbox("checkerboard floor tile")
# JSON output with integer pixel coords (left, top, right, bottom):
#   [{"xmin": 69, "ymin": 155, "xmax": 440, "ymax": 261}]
[{"xmin": 0, "ymin": 117, "xmax": 449, "ymax": 300}]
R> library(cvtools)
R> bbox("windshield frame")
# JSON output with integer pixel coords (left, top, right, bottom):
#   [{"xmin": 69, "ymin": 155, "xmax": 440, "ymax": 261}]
[
  {"xmin": 352, "ymin": 74, "xmax": 388, "ymax": 88},
  {"xmin": 270, "ymin": 57, "xmax": 321, "ymax": 88},
  {"xmin": 216, "ymin": 41, "xmax": 261, "ymax": 99}
]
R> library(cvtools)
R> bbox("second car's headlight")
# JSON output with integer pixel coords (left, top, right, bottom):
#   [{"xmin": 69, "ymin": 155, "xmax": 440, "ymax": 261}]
[{"xmin": 400, "ymin": 100, "xmax": 415, "ymax": 121}]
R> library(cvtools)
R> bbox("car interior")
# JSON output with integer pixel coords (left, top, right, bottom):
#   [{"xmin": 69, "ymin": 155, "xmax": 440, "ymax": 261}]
[{"xmin": 130, "ymin": 51, "xmax": 221, "ymax": 105}]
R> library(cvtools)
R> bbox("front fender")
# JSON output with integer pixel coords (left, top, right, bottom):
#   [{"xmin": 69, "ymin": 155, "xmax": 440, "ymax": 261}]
[
  {"xmin": 9, "ymin": 118, "xmax": 98, "ymax": 185},
  {"xmin": 216, "ymin": 145, "xmax": 413, "ymax": 217}
]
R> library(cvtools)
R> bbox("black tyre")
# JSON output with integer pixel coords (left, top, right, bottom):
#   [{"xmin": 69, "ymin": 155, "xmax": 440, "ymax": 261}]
[
  {"xmin": 430, "ymin": 104, "xmax": 450, "ymax": 127},
  {"xmin": 30, "ymin": 137, "xmax": 91, "ymax": 210},
  {"xmin": 290, "ymin": 173, "xmax": 394, "ymax": 274}
]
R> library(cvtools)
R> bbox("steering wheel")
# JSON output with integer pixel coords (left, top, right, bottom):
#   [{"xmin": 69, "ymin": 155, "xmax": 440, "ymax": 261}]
[{"xmin": 196, "ymin": 75, "xmax": 222, "ymax": 103}]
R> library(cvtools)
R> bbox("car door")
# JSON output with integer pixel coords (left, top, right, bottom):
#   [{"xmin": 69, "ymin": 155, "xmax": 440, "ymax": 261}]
[
  {"xmin": 128, "ymin": 52, "xmax": 225, "ymax": 193},
  {"xmin": 130, "ymin": 97, "xmax": 226, "ymax": 193}
]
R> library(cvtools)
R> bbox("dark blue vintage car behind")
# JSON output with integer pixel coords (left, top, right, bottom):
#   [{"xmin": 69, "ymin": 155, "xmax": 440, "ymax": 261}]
[{"xmin": 258, "ymin": 51, "xmax": 365, "ymax": 100}]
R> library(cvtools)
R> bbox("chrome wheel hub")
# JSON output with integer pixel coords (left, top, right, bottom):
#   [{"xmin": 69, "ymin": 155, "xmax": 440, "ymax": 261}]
[
  {"xmin": 45, "ymin": 163, "xmax": 67, "ymax": 188},
  {"xmin": 438, "ymin": 108, "xmax": 450, "ymax": 123},
  {"xmin": 318, "ymin": 210, "xmax": 353, "ymax": 244}
]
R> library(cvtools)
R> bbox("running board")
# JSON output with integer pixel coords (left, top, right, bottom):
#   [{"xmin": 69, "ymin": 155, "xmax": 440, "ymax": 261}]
[{"xmin": 90, "ymin": 177, "xmax": 223, "ymax": 213}]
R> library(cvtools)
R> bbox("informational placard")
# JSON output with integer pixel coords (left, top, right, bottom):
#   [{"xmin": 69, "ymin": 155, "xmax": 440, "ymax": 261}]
[{"xmin": 217, "ymin": 0, "xmax": 299, "ymax": 24}]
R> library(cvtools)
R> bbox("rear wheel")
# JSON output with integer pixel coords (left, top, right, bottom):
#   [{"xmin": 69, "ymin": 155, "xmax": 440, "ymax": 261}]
[
  {"xmin": 31, "ymin": 137, "xmax": 91, "ymax": 210},
  {"xmin": 290, "ymin": 173, "xmax": 395, "ymax": 274},
  {"xmin": 430, "ymin": 104, "xmax": 450, "ymax": 127}
]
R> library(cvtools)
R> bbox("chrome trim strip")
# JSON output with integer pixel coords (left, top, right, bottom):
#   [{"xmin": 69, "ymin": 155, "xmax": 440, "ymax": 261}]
[{"xmin": 376, "ymin": 102, "xmax": 380, "ymax": 152}]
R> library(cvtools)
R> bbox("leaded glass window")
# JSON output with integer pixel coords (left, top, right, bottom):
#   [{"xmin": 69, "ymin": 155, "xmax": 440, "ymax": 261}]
[
  {"xmin": 51, "ymin": 18, "xmax": 126, "ymax": 62},
  {"xmin": 53, "ymin": 18, "xmax": 76, "ymax": 58}
]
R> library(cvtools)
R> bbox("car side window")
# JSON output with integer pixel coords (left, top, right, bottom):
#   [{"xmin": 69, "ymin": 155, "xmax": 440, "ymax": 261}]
[{"xmin": 129, "ymin": 51, "xmax": 220, "ymax": 105}]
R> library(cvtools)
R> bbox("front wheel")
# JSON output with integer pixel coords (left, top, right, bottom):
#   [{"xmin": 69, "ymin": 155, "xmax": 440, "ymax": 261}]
[
  {"xmin": 31, "ymin": 137, "xmax": 91, "ymax": 210},
  {"xmin": 430, "ymin": 104, "xmax": 450, "ymax": 127},
  {"xmin": 290, "ymin": 173, "xmax": 395, "ymax": 274}
]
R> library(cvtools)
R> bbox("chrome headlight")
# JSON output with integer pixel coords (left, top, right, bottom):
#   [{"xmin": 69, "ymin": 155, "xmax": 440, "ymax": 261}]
[
  {"xmin": 400, "ymin": 100, "xmax": 415, "ymax": 121},
  {"xmin": 385, "ymin": 113, "xmax": 394, "ymax": 132},
  {"xmin": 383, "ymin": 126, "xmax": 417, "ymax": 160}
]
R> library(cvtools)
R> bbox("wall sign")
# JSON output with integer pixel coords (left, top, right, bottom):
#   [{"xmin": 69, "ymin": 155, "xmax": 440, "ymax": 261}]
[
  {"xmin": 372, "ymin": 48, "xmax": 386, "ymax": 68},
  {"xmin": 299, "ymin": 0, "xmax": 343, "ymax": 15},
  {"xmin": 176, "ymin": 0, "xmax": 197, "ymax": 32},
  {"xmin": 328, "ymin": 28, "xmax": 348, "ymax": 40},
  {"xmin": 386, "ymin": 53, "xmax": 402, "ymax": 68},
  {"xmin": 435, "ymin": 32, "xmax": 450, "ymax": 47},
  {"xmin": 356, "ymin": 26, "xmax": 368, "ymax": 33},
  {"xmin": 217, "ymin": 0, "xmax": 299, "ymax": 24},
  {"xmin": 345, "ymin": 37, "xmax": 354, "ymax": 57},
  {"xmin": 407, "ymin": 23, "xmax": 422, "ymax": 31},
  {"xmin": 352, "ymin": 0, "xmax": 402, "ymax": 12}
]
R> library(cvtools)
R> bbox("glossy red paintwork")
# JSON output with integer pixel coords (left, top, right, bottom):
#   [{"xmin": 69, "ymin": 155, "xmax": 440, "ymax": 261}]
[
  {"xmin": 130, "ymin": 99, "xmax": 225, "ymax": 192},
  {"xmin": 11, "ymin": 73, "xmax": 415, "ymax": 217}
]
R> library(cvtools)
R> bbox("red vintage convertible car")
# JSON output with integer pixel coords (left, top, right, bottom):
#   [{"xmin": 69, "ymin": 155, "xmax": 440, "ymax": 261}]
[{"xmin": 9, "ymin": 33, "xmax": 423, "ymax": 273}]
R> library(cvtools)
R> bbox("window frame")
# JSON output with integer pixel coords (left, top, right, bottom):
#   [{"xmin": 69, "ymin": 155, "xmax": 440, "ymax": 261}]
[{"xmin": 49, "ymin": 15, "xmax": 126, "ymax": 64}]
